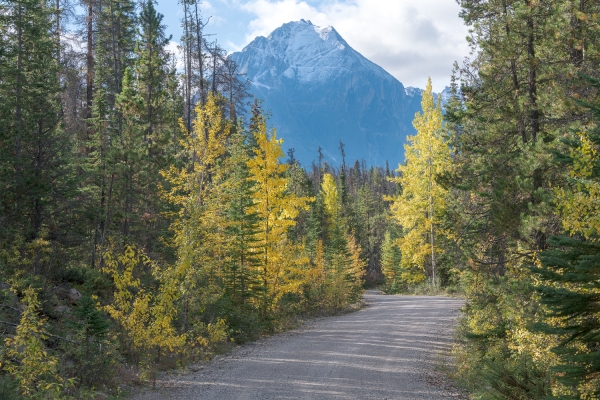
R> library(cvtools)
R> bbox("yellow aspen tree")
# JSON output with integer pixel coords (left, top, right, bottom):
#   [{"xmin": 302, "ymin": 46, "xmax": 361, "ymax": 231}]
[
  {"xmin": 161, "ymin": 94, "xmax": 233, "ymax": 329},
  {"xmin": 321, "ymin": 173, "xmax": 346, "ymax": 268},
  {"xmin": 389, "ymin": 78, "xmax": 450, "ymax": 284},
  {"xmin": 2, "ymin": 288, "xmax": 72, "ymax": 398},
  {"xmin": 247, "ymin": 119, "xmax": 313, "ymax": 313},
  {"xmin": 161, "ymin": 93, "xmax": 233, "ymax": 216},
  {"xmin": 322, "ymin": 173, "xmax": 342, "ymax": 221},
  {"xmin": 345, "ymin": 234, "xmax": 366, "ymax": 302},
  {"xmin": 555, "ymin": 132, "xmax": 600, "ymax": 238},
  {"xmin": 102, "ymin": 245, "xmax": 186, "ymax": 377}
]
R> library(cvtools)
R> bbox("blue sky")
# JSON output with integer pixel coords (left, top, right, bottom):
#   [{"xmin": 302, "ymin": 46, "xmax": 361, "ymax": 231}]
[{"xmin": 154, "ymin": 0, "xmax": 470, "ymax": 92}]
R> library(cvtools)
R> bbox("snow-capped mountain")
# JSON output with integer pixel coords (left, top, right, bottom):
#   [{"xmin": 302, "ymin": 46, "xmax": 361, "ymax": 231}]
[{"xmin": 230, "ymin": 19, "xmax": 438, "ymax": 166}]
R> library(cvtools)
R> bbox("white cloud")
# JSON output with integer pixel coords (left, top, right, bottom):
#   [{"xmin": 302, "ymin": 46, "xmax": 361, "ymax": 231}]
[
  {"xmin": 237, "ymin": 0, "xmax": 470, "ymax": 91},
  {"xmin": 166, "ymin": 41, "xmax": 185, "ymax": 71},
  {"xmin": 203, "ymin": 1, "xmax": 215, "ymax": 10}
]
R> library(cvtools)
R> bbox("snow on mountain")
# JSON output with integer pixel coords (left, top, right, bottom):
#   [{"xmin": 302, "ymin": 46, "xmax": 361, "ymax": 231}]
[
  {"xmin": 404, "ymin": 86, "xmax": 423, "ymax": 98},
  {"xmin": 230, "ymin": 20, "xmax": 432, "ymax": 166},
  {"xmin": 405, "ymin": 86, "xmax": 453, "ymax": 103}
]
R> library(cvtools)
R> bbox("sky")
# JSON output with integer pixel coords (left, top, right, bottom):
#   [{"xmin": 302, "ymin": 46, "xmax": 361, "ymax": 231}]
[{"xmin": 155, "ymin": 0, "xmax": 471, "ymax": 92}]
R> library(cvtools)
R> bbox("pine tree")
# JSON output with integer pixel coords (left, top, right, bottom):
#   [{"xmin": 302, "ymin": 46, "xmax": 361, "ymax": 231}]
[
  {"xmin": 443, "ymin": 1, "xmax": 600, "ymax": 397},
  {"xmin": 221, "ymin": 131, "xmax": 262, "ymax": 309},
  {"xmin": 87, "ymin": 0, "xmax": 137, "ymax": 264},
  {"xmin": 381, "ymin": 231, "xmax": 402, "ymax": 293},
  {"xmin": 0, "ymin": 0, "xmax": 76, "ymax": 276},
  {"xmin": 530, "ymin": 78, "xmax": 600, "ymax": 397}
]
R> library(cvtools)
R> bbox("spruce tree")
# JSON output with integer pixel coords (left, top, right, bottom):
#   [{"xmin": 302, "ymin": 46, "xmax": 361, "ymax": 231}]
[
  {"xmin": 381, "ymin": 231, "xmax": 402, "ymax": 293},
  {"xmin": 222, "ymin": 131, "xmax": 262, "ymax": 308},
  {"xmin": 87, "ymin": 0, "xmax": 137, "ymax": 263},
  {"xmin": 530, "ymin": 76, "xmax": 600, "ymax": 398},
  {"xmin": 129, "ymin": 0, "xmax": 180, "ymax": 254},
  {"xmin": 0, "ymin": 0, "xmax": 75, "ymax": 276},
  {"xmin": 532, "ymin": 237, "xmax": 600, "ymax": 398}
]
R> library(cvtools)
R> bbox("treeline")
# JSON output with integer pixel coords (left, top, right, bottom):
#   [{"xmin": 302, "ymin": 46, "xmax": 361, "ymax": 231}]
[
  {"xmin": 0, "ymin": 0, "xmax": 395, "ymax": 398},
  {"xmin": 380, "ymin": 0, "xmax": 600, "ymax": 398}
]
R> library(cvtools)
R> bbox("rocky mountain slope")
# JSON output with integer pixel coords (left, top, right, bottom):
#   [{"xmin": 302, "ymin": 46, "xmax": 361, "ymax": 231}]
[{"xmin": 231, "ymin": 20, "xmax": 446, "ymax": 167}]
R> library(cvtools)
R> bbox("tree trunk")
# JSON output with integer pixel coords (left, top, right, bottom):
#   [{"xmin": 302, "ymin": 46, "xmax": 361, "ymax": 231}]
[
  {"xmin": 15, "ymin": 2, "xmax": 23, "ymax": 195},
  {"xmin": 526, "ymin": 2, "xmax": 539, "ymax": 144},
  {"xmin": 86, "ymin": 0, "xmax": 94, "ymax": 118},
  {"xmin": 183, "ymin": 1, "xmax": 192, "ymax": 131},
  {"xmin": 194, "ymin": 2, "xmax": 205, "ymax": 106}
]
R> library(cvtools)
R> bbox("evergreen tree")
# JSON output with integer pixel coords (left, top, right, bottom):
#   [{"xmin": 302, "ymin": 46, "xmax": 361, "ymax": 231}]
[
  {"xmin": 444, "ymin": 1, "xmax": 600, "ymax": 397},
  {"xmin": 221, "ymin": 131, "xmax": 262, "ymax": 309},
  {"xmin": 381, "ymin": 231, "xmax": 402, "ymax": 293},
  {"xmin": 0, "ymin": 0, "xmax": 76, "ymax": 276},
  {"xmin": 533, "ymin": 237, "xmax": 600, "ymax": 398},
  {"xmin": 87, "ymin": 0, "xmax": 137, "ymax": 264},
  {"xmin": 305, "ymin": 192, "xmax": 325, "ymax": 258},
  {"xmin": 118, "ymin": 0, "xmax": 180, "ymax": 254},
  {"xmin": 530, "ymin": 77, "xmax": 600, "ymax": 397}
]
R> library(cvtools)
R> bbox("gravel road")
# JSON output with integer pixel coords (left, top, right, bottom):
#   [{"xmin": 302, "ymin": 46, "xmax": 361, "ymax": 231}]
[{"xmin": 134, "ymin": 294, "xmax": 465, "ymax": 399}]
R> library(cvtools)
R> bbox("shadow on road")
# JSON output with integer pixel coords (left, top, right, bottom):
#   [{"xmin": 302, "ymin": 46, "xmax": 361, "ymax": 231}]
[{"xmin": 136, "ymin": 295, "xmax": 464, "ymax": 400}]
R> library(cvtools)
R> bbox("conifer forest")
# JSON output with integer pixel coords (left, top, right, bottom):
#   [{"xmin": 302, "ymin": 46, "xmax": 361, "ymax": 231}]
[{"xmin": 1, "ymin": 0, "xmax": 600, "ymax": 398}]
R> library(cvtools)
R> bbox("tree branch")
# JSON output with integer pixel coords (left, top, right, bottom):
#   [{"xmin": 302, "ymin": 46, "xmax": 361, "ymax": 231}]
[{"xmin": 0, "ymin": 321, "xmax": 79, "ymax": 345}]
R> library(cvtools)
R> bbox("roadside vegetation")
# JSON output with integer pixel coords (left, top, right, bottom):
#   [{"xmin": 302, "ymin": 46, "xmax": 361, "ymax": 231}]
[
  {"xmin": 0, "ymin": 1, "xmax": 396, "ymax": 397},
  {"xmin": 383, "ymin": 1, "xmax": 600, "ymax": 398}
]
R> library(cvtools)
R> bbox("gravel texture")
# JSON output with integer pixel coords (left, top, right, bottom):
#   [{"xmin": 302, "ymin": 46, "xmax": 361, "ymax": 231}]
[{"xmin": 133, "ymin": 293, "xmax": 465, "ymax": 399}]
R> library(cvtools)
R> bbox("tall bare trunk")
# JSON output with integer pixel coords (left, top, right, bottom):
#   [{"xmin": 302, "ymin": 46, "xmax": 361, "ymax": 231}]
[
  {"xmin": 429, "ymin": 194, "xmax": 436, "ymax": 285},
  {"xmin": 183, "ymin": 1, "xmax": 192, "ymax": 131},
  {"xmin": 428, "ymin": 141, "xmax": 436, "ymax": 285},
  {"xmin": 15, "ymin": 2, "xmax": 23, "ymax": 192},
  {"xmin": 526, "ymin": 1, "xmax": 539, "ymax": 144},
  {"xmin": 194, "ymin": 2, "xmax": 204, "ymax": 106},
  {"xmin": 86, "ymin": 0, "xmax": 94, "ymax": 118}
]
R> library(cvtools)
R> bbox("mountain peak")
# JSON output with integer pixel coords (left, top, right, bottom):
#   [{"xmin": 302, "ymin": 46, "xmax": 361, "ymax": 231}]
[
  {"xmin": 230, "ymin": 21, "xmax": 421, "ymax": 166},
  {"xmin": 235, "ymin": 20, "xmax": 391, "ymax": 86}
]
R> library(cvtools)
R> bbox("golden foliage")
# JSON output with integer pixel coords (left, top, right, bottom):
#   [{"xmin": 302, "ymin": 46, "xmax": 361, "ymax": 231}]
[
  {"xmin": 247, "ymin": 122, "xmax": 314, "ymax": 310},
  {"xmin": 321, "ymin": 173, "xmax": 341, "ymax": 220},
  {"xmin": 102, "ymin": 245, "xmax": 186, "ymax": 356},
  {"xmin": 555, "ymin": 132, "xmax": 600, "ymax": 239},
  {"xmin": 2, "ymin": 288, "xmax": 72, "ymax": 398},
  {"xmin": 388, "ymin": 78, "xmax": 450, "ymax": 283}
]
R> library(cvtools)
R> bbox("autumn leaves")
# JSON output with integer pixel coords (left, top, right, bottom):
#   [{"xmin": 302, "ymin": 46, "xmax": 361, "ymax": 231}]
[
  {"xmin": 100, "ymin": 94, "xmax": 366, "ymax": 378},
  {"xmin": 386, "ymin": 78, "xmax": 450, "ymax": 286}
]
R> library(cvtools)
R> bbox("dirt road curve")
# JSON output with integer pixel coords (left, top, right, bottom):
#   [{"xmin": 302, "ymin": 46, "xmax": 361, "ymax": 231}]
[{"xmin": 134, "ymin": 294, "xmax": 465, "ymax": 399}]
